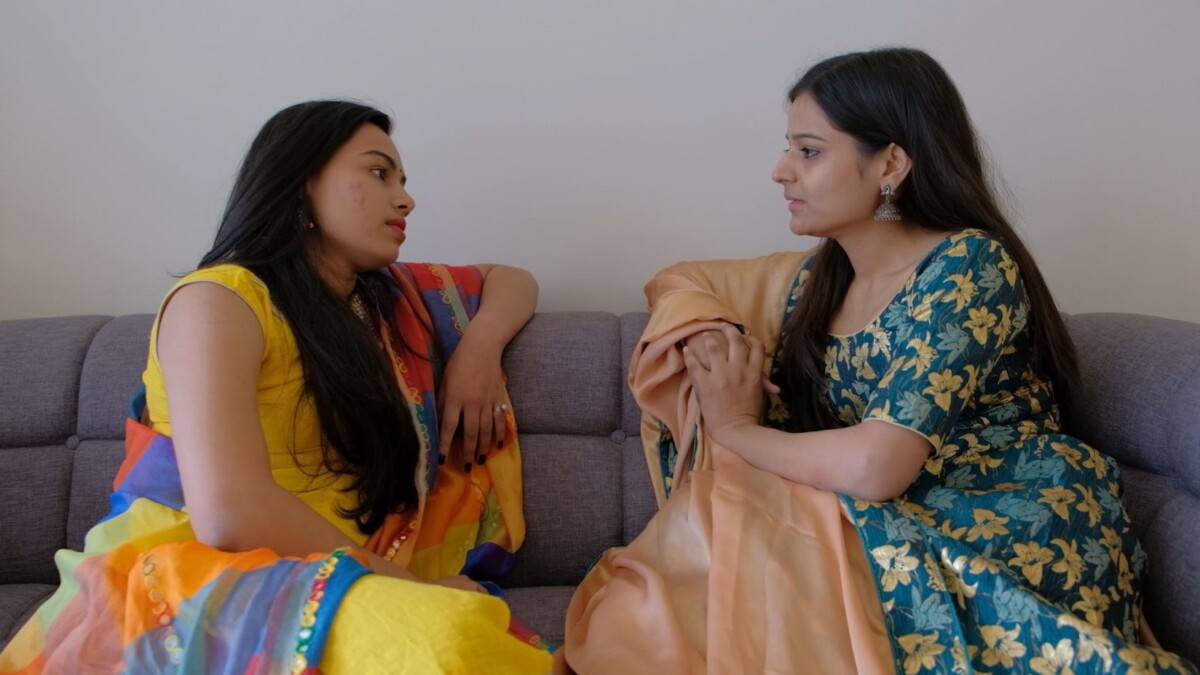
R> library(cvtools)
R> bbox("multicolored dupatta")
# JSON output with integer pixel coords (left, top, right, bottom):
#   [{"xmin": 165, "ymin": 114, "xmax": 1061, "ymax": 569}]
[{"xmin": 0, "ymin": 262, "xmax": 546, "ymax": 674}]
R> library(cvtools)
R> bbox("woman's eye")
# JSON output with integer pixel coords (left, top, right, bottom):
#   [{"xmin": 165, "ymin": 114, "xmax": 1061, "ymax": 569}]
[
  {"xmin": 801, "ymin": 148, "xmax": 820, "ymax": 159},
  {"xmin": 371, "ymin": 167, "xmax": 387, "ymax": 179}
]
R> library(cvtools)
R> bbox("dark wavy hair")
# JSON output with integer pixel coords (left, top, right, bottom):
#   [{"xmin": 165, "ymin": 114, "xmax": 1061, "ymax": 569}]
[
  {"xmin": 200, "ymin": 100, "xmax": 419, "ymax": 533},
  {"xmin": 775, "ymin": 48, "xmax": 1080, "ymax": 432}
]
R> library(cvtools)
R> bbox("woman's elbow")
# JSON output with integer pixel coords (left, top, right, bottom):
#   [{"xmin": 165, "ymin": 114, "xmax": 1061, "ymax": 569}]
[
  {"xmin": 852, "ymin": 454, "xmax": 924, "ymax": 502},
  {"xmin": 188, "ymin": 502, "xmax": 261, "ymax": 552}
]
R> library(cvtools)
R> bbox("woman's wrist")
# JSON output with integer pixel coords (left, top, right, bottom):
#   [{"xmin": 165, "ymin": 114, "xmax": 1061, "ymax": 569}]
[
  {"xmin": 460, "ymin": 315, "xmax": 510, "ymax": 353},
  {"xmin": 708, "ymin": 415, "xmax": 760, "ymax": 451}
]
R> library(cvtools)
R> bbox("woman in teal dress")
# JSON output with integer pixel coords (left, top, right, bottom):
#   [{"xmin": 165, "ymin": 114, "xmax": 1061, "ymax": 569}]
[{"xmin": 560, "ymin": 48, "xmax": 1194, "ymax": 673}]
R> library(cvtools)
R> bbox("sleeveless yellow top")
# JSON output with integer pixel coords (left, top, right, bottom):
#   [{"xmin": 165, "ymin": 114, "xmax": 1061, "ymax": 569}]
[{"xmin": 142, "ymin": 264, "xmax": 366, "ymax": 544}]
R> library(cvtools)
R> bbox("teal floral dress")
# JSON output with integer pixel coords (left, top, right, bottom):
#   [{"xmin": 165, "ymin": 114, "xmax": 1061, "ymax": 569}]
[{"xmin": 766, "ymin": 229, "xmax": 1194, "ymax": 674}]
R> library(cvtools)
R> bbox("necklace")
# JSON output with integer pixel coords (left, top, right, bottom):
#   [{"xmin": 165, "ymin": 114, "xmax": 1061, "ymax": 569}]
[{"xmin": 349, "ymin": 291, "xmax": 373, "ymax": 325}]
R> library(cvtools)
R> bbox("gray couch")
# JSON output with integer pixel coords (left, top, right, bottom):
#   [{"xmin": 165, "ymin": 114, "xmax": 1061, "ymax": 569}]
[{"xmin": 1, "ymin": 311, "xmax": 1197, "ymax": 665}]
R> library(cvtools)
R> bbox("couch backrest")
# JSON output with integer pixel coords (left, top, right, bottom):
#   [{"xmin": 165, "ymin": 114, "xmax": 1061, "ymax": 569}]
[
  {"xmin": 0, "ymin": 312, "xmax": 658, "ymax": 589},
  {"xmin": 1065, "ymin": 313, "xmax": 1200, "ymax": 659},
  {"xmin": 1, "ymin": 311, "xmax": 1196, "ymax": 662}
]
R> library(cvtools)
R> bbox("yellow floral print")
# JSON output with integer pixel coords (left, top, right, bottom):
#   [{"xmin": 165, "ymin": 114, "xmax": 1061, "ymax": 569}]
[
  {"xmin": 1051, "ymin": 538, "xmax": 1085, "ymax": 590},
  {"xmin": 1009, "ymin": 541, "xmax": 1056, "ymax": 585},
  {"xmin": 1039, "ymin": 486, "xmax": 1078, "ymax": 520},
  {"xmin": 1056, "ymin": 614, "xmax": 1114, "ymax": 669},
  {"xmin": 1031, "ymin": 638, "xmax": 1077, "ymax": 675},
  {"xmin": 965, "ymin": 306, "xmax": 998, "ymax": 344},
  {"xmin": 872, "ymin": 542, "xmax": 920, "ymax": 592},
  {"xmin": 966, "ymin": 508, "xmax": 1010, "ymax": 542},
  {"xmin": 924, "ymin": 369, "xmax": 964, "ymax": 411},
  {"xmin": 905, "ymin": 337, "xmax": 935, "ymax": 378},
  {"xmin": 899, "ymin": 632, "xmax": 946, "ymax": 675},
  {"xmin": 979, "ymin": 624, "xmax": 1027, "ymax": 669},
  {"xmin": 1073, "ymin": 585, "xmax": 1112, "ymax": 626},
  {"xmin": 942, "ymin": 271, "xmax": 978, "ymax": 312}
]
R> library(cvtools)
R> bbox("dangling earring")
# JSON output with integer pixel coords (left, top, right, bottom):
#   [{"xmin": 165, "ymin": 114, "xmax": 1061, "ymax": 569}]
[
  {"xmin": 874, "ymin": 185, "xmax": 901, "ymax": 221},
  {"xmin": 298, "ymin": 207, "xmax": 315, "ymax": 230}
]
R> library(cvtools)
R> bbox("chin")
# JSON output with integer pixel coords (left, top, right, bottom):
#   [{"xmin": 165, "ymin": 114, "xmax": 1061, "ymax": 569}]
[{"xmin": 789, "ymin": 220, "xmax": 818, "ymax": 237}]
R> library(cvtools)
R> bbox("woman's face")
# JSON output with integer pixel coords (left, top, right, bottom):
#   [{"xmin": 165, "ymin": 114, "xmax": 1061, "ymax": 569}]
[
  {"xmin": 306, "ymin": 123, "xmax": 415, "ymax": 278},
  {"xmin": 770, "ymin": 93, "xmax": 886, "ymax": 239}
]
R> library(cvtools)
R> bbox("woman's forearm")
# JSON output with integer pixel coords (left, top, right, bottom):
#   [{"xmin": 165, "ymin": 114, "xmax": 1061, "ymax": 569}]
[
  {"xmin": 201, "ymin": 483, "xmax": 417, "ymax": 580},
  {"xmin": 713, "ymin": 422, "xmax": 927, "ymax": 501}
]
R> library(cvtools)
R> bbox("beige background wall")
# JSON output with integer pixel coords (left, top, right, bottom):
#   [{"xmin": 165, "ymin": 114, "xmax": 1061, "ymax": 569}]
[{"xmin": 2, "ymin": 1, "xmax": 1197, "ymax": 321}]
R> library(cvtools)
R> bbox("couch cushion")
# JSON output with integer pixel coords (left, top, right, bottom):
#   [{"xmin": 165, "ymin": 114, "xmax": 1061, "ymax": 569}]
[
  {"xmin": 502, "ymin": 313, "xmax": 622, "ymax": 436},
  {"xmin": 622, "ymin": 436, "xmax": 657, "ymax": 544},
  {"xmin": 1068, "ymin": 313, "xmax": 1200, "ymax": 499},
  {"xmin": 1138, "ymin": 490, "xmax": 1200, "ymax": 666},
  {"xmin": 66, "ymin": 440, "xmax": 126, "ymax": 551},
  {"xmin": 1119, "ymin": 466, "xmax": 1176, "ymax": 541},
  {"xmin": 0, "ymin": 583, "xmax": 56, "ymax": 653},
  {"xmin": 0, "ymin": 445, "xmax": 73, "ymax": 584},
  {"xmin": 0, "ymin": 316, "xmax": 110, "ymax": 446},
  {"xmin": 504, "ymin": 585, "xmax": 575, "ymax": 647},
  {"xmin": 76, "ymin": 314, "xmax": 154, "ymax": 440},
  {"xmin": 507, "ymin": 435, "xmax": 623, "ymax": 587}
]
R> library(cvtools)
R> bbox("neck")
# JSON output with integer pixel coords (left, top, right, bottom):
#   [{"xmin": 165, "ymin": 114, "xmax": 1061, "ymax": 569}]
[
  {"xmin": 307, "ymin": 248, "xmax": 352, "ymax": 295},
  {"xmin": 832, "ymin": 219, "xmax": 939, "ymax": 283},
  {"xmin": 307, "ymin": 245, "xmax": 358, "ymax": 299}
]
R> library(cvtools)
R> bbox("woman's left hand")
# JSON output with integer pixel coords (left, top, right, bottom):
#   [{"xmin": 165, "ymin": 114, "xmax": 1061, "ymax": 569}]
[
  {"xmin": 682, "ymin": 323, "xmax": 768, "ymax": 445},
  {"xmin": 437, "ymin": 331, "xmax": 508, "ymax": 472}
]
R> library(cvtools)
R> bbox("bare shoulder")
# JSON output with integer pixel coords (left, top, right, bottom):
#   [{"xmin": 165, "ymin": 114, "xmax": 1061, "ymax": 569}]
[{"xmin": 157, "ymin": 280, "xmax": 264, "ymax": 372}]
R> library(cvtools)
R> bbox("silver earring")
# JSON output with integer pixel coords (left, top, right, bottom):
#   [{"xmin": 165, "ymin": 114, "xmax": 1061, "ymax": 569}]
[{"xmin": 874, "ymin": 185, "xmax": 901, "ymax": 221}]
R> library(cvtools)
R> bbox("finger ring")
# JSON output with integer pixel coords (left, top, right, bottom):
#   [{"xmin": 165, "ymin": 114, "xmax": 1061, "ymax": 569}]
[{"xmin": 494, "ymin": 403, "xmax": 508, "ymax": 413}]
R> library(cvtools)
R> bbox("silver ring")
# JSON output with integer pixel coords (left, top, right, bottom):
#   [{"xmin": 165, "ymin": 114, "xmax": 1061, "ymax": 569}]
[{"xmin": 494, "ymin": 403, "xmax": 509, "ymax": 414}]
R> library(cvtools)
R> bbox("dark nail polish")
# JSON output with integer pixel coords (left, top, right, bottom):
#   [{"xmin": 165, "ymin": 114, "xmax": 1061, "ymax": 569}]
[
  {"xmin": 496, "ymin": 440, "xmax": 504, "ymax": 449},
  {"xmin": 438, "ymin": 453, "xmax": 446, "ymax": 465},
  {"xmin": 464, "ymin": 462, "xmax": 472, "ymax": 473},
  {"xmin": 478, "ymin": 455, "xmax": 487, "ymax": 465}
]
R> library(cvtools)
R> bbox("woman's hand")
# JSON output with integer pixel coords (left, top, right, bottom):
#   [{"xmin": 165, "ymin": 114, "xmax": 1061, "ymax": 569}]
[
  {"xmin": 682, "ymin": 324, "xmax": 772, "ymax": 445},
  {"xmin": 436, "ymin": 264, "xmax": 536, "ymax": 472},
  {"xmin": 684, "ymin": 326, "xmax": 780, "ymax": 395},
  {"xmin": 437, "ymin": 329, "xmax": 508, "ymax": 472}
]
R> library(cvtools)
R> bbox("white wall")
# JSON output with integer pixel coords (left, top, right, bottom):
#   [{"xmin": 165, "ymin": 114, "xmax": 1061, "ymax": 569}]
[{"xmin": 2, "ymin": 1, "xmax": 1198, "ymax": 322}]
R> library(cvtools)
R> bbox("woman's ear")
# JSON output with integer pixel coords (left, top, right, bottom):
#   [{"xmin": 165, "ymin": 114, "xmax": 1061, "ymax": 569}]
[{"xmin": 880, "ymin": 143, "xmax": 913, "ymax": 193}]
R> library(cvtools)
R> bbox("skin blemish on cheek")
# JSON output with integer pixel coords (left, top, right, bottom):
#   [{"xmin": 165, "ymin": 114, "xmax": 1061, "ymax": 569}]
[{"xmin": 344, "ymin": 181, "xmax": 366, "ymax": 210}]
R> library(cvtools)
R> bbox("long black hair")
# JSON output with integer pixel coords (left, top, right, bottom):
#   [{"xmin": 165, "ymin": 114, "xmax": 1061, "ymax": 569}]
[
  {"xmin": 200, "ymin": 100, "xmax": 419, "ymax": 533},
  {"xmin": 775, "ymin": 48, "xmax": 1080, "ymax": 432}
]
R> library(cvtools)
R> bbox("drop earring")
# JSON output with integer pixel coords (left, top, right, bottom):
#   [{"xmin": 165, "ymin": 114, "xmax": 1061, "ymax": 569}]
[{"xmin": 874, "ymin": 185, "xmax": 901, "ymax": 221}]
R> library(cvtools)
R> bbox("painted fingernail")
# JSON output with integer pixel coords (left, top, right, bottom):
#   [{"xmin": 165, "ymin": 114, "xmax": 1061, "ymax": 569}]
[
  {"xmin": 464, "ymin": 462, "xmax": 472, "ymax": 473},
  {"xmin": 438, "ymin": 453, "xmax": 446, "ymax": 465},
  {"xmin": 478, "ymin": 454, "xmax": 487, "ymax": 465}
]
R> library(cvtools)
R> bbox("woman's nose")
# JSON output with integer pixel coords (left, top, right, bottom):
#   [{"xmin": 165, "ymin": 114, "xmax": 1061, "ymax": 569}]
[
  {"xmin": 771, "ymin": 155, "xmax": 793, "ymax": 184},
  {"xmin": 395, "ymin": 185, "xmax": 415, "ymax": 214}
]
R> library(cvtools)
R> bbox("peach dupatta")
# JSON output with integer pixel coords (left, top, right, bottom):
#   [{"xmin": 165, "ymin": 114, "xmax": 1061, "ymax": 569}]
[{"xmin": 560, "ymin": 252, "xmax": 896, "ymax": 674}]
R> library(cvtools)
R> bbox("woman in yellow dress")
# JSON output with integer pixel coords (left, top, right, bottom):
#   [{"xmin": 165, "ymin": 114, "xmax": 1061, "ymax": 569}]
[{"xmin": 1, "ymin": 100, "xmax": 553, "ymax": 674}]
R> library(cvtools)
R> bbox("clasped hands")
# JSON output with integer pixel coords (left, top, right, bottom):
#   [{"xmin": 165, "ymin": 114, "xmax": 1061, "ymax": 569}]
[{"xmin": 681, "ymin": 323, "xmax": 779, "ymax": 445}]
